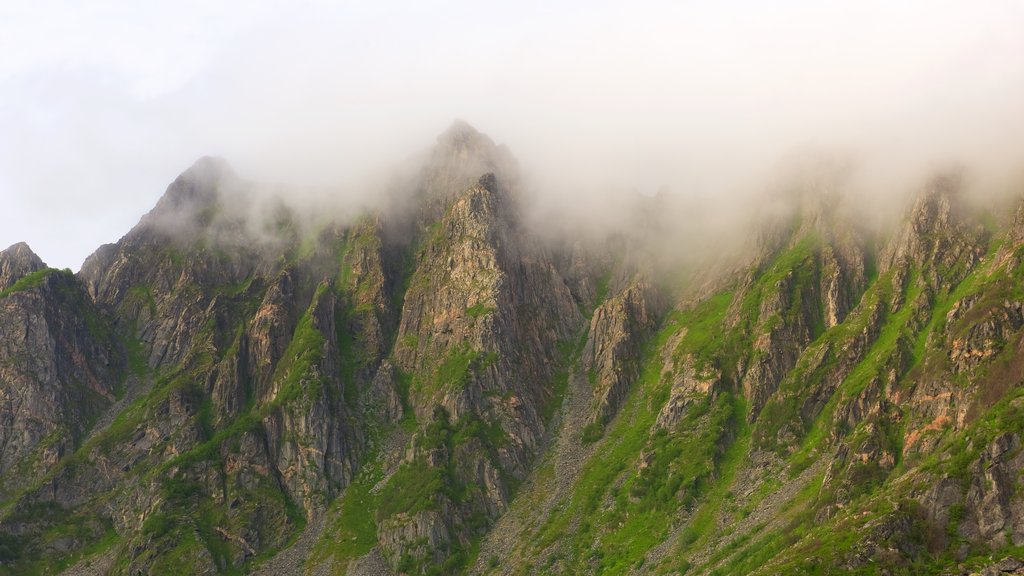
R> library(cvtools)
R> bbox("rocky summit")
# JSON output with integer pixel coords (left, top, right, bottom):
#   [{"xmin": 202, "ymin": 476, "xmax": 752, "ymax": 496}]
[{"xmin": 3, "ymin": 123, "xmax": 1024, "ymax": 576}]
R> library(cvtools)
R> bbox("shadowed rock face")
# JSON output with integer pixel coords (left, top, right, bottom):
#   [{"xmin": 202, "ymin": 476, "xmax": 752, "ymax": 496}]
[
  {"xmin": 5, "ymin": 128, "xmax": 1024, "ymax": 575},
  {"xmin": 0, "ymin": 246, "xmax": 122, "ymax": 496}
]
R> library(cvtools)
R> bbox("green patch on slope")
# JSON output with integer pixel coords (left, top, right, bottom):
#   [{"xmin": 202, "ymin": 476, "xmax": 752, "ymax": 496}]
[
  {"xmin": 521, "ymin": 288, "xmax": 743, "ymax": 573},
  {"xmin": 271, "ymin": 283, "xmax": 328, "ymax": 408},
  {"xmin": 0, "ymin": 268, "xmax": 60, "ymax": 299},
  {"xmin": 311, "ymin": 461, "xmax": 384, "ymax": 572}
]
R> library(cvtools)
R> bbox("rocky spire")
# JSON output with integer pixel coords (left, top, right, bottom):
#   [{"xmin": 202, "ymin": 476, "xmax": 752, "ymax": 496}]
[
  {"xmin": 880, "ymin": 172, "xmax": 987, "ymax": 287},
  {"xmin": 0, "ymin": 241, "xmax": 46, "ymax": 292},
  {"xmin": 386, "ymin": 121, "xmax": 519, "ymax": 237},
  {"xmin": 151, "ymin": 156, "xmax": 235, "ymax": 214}
]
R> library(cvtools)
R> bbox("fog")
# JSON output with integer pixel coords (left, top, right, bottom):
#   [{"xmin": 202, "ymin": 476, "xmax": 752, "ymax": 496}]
[{"xmin": 2, "ymin": 1, "xmax": 1024, "ymax": 270}]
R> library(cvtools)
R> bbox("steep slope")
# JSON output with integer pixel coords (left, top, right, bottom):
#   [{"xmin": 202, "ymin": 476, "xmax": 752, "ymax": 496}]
[
  {"xmin": 478, "ymin": 173, "xmax": 1024, "ymax": 576},
  {"xmin": 0, "ymin": 244, "xmax": 123, "ymax": 498},
  {"xmin": 1, "ymin": 158, "xmax": 373, "ymax": 574},
  {"xmin": 0, "ymin": 243, "xmax": 45, "ymax": 292},
  {"xmin": 310, "ymin": 170, "xmax": 587, "ymax": 574},
  {"xmin": 0, "ymin": 122, "xmax": 593, "ymax": 576},
  {"xmin": 4, "ymin": 125, "xmax": 1024, "ymax": 576}
]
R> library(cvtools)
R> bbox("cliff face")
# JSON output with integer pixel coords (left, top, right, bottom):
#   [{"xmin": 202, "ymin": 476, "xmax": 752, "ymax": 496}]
[
  {"xmin": 0, "ymin": 243, "xmax": 45, "ymax": 292},
  {"xmin": 473, "ymin": 173, "xmax": 1024, "ymax": 576},
  {"xmin": 4, "ymin": 126, "xmax": 1024, "ymax": 576},
  {"xmin": 0, "ymin": 247, "xmax": 122, "ymax": 496},
  {"xmin": 320, "ymin": 167, "xmax": 586, "ymax": 572}
]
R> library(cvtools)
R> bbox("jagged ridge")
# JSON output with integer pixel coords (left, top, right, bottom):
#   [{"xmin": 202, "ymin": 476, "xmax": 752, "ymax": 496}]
[{"xmin": 2, "ymin": 125, "xmax": 1024, "ymax": 576}]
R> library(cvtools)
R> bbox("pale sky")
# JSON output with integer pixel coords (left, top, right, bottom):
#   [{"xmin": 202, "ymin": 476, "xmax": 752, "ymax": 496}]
[{"xmin": 2, "ymin": 0, "xmax": 1024, "ymax": 270}]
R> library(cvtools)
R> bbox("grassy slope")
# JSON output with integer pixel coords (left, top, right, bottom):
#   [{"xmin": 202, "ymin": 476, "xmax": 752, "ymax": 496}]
[{"xmin": 492, "ymin": 224, "xmax": 1024, "ymax": 576}]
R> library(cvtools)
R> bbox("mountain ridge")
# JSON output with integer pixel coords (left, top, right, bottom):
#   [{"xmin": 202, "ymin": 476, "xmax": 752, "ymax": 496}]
[{"xmin": 2, "ymin": 124, "xmax": 1024, "ymax": 575}]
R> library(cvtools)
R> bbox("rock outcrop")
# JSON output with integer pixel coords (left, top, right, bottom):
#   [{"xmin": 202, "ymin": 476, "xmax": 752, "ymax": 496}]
[
  {"xmin": 5, "ymin": 127, "xmax": 1024, "ymax": 576},
  {"xmin": 0, "ymin": 242, "xmax": 45, "ymax": 292},
  {"xmin": 0, "ymin": 247, "xmax": 121, "ymax": 495}
]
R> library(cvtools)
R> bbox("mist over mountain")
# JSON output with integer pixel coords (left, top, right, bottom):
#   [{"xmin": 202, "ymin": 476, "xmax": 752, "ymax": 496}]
[
  {"xmin": 5, "ymin": 2, "xmax": 1024, "ymax": 575},
  {"xmin": 4, "ymin": 1, "xmax": 1024, "ymax": 271},
  {"xmin": 2, "ymin": 120, "xmax": 1024, "ymax": 576}
]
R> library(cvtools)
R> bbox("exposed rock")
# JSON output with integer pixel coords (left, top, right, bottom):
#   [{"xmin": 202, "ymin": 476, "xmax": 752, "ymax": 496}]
[
  {"xmin": 583, "ymin": 280, "xmax": 664, "ymax": 426},
  {"xmin": 655, "ymin": 358, "xmax": 720, "ymax": 431},
  {"xmin": 881, "ymin": 173, "xmax": 988, "ymax": 290},
  {"xmin": 961, "ymin": 433, "xmax": 1024, "ymax": 548},
  {"xmin": 0, "ymin": 267, "xmax": 121, "ymax": 493},
  {"xmin": 8, "ymin": 127, "xmax": 1024, "ymax": 576},
  {"xmin": 0, "ymin": 242, "xmax": 45, "ymax": 292},
  {"xmin": 368, "ymin": 360, "xmax": 404, "ymax": 423}
]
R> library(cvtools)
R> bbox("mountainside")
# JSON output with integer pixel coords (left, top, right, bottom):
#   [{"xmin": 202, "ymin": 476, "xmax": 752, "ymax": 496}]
[{"xmin": 3, "ymin": 124, "xmax": 1024, "ymax": 576}]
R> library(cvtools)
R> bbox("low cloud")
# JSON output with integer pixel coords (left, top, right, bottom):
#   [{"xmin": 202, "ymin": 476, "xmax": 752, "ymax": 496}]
[{"xmin": 2, "ymin": 1, "xmax": 1023, "ymax": 269}]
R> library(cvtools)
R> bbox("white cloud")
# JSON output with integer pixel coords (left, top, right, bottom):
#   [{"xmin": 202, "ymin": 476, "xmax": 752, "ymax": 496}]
[{"xmin": 2, "ymin": 0, "xmax": 1023, "ymax": 269}]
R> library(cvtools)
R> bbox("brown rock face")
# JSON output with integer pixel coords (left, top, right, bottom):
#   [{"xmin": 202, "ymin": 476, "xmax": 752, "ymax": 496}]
[
  {"xmin": 583, "ymin": 279, "xmax": 663, "ymax": 426},
  {"xmin": 379, "ymin": 172, "xmax": 584, "ymax": 567},
  {"xmin": 0, "ymin": 251, "xmax": 121, "ymax": 494},
  {"xmin": 0, "ymin": 124, "xmax": 593, "ymax": 574},
  {"xmin": 0, "ymin": 242, "xmax": 45, "ymax": 292},
  {"xmin": 881, "ymin": 173, "xmax": 988, "ymax": 288},
  {"xmin": 9, "ymin": 126, "xmax": 1024, "ymax": 576}
]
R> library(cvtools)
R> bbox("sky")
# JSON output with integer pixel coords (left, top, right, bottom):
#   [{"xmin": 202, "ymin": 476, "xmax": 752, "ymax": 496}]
[{"xmin": 2, "ymin": 0, "xmax": 1024, "ymax": 270}]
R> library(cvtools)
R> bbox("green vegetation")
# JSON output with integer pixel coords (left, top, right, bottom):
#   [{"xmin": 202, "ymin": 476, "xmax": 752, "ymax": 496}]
[
  {"xmin": 378, "ymin": 459, "xmax": 447, "ymax": 518},
  {"xmin": 410, "ymin": 345, "xmax": 496, "ymax": 398},
  {"xmin": 328, "ymin": 408, "xmax": 504, "ymax": 575},
  {"xmin": 465, "ymin": 302, "xmax": 494, "ymax": 318},
  {"xmin": 520, "ymin": 289, "xmax": 746, "ymax": 573},
  {"xmin": 671, "ymin": 290, "xmax": 734, "ymax": 369},
  {"xmin": 0, "ymin": 268, "xmax": 60, "ymax": 298},
  {"xmin": 10, "ymin": 175, "xmax": 1024, "ymax": 576},
  {"xmin": 0, "ymin": 503, "xmax": 118, "ymax": 576},
  {"xmin": 377, "ymin": 408, "xmax": 497, "ymax": 518},
  {"xmin": 312, "ymin": 462, "xmax": 384, "ymax": 571},
  {"xmin": 272, "ymin": 285, "xmax": 327, "ymax": 408},
  {"xmin": 126, "ymin": 283, "xmax": 158, "ymax": 316},
  {"xmin": 784, "ymin": 270, "xmax": 920, "ymax": 473}
]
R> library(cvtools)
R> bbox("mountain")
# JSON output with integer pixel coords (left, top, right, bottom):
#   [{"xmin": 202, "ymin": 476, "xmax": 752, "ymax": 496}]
[{"xmin": 2, "ymin": 123, "xmax": 1024, "ymax": 576}]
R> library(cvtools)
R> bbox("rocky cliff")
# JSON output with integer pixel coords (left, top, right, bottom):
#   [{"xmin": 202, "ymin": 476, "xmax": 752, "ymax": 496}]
[{"xmin": 3, "ymin": 125, "xmax": 1024, "ymax": 576}]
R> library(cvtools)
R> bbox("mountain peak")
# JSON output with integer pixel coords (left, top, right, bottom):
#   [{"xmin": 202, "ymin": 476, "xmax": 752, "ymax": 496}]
[
  {"xmin": 0, "ymin": 242, "xmax": 46, "ymax": 292},
  {"xmin": 139, "ymin": 156, "xmax": 238, "ymax": 234},
  {"xmin": 1, "ymin": 241, "xmax": 41, "ymax": 261},
  {"xmin": 477, "ymin": 172, "xmax": 498, "ymax": 193},
  {"xmin": 881, "ymin": 171, "xmax": 986, "ymax": 279},
  {"xmin": 441, "ymin": 118, "xmax": 479, "ymax": 139},
  {"xmin": 893, "ymin": 172, "xmax": 969, "ymax": 242},
  {"xmin": 184, "ymin": 155, "xmax": 234, "ymax": 182},
  {"xmin": 384, "ymin": 122, "xmax": 519, "ymax": 232},
  {"xmin": 907, "ymin": 172, "xmax": 963, "ymax": 230},
  {"xmin": 158, "ymin": 156, "xmax": 234, "ymax": 207},
  {"xmin": 434, "ymin": 119, "xmax": 499, "ymax": 160}
]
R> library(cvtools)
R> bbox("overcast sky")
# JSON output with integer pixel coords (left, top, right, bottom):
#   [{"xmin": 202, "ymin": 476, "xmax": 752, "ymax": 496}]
[{"xmin": 2, "ymin": 0, "xmax": 1024, "ymax": 270}]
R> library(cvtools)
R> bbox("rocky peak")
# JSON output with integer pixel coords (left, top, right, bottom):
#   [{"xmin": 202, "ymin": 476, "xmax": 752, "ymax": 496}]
[
  {"xmin": 876, "ymin": 170, "xmax": 987, "ymax": 295},
  {"xmin": 392, "ymin": 121, "xmax": 519, "ymax": 232},
  {"xmin": 134, "ymin": 156, "xmax": 240, "ymax": 240},
  {"xmin": 437, "ymin": 119, "xmax": 491, "ymax": 151},
  {"xmin": 994, "ymin": 196, "xmax": 1024, "ymax": 270},
  {"xmin": 744, "ymin": 174, "xmax": 855, "ymax": 271},
  {"xmin": 881, "ymin": 173, "xmax": 987, "ymax": 286},
  {"xmin": 152, "ymin": 156, "xmax": 235, "ymax": 213},
  {"xmin": 476, "ymin": 171, "xmax": 498, "ymax": 193},
  {"xmin": 1009, "ymin": 197, "xmax": 1024, "ymax": 245},
  {"xmin": 78, "ymin": 157, "xmax": 269, "ymax": 303},
  {"xmin": 0, "ymin": 265, "xmax": 121, "ymax": 492},
  {"xmin": 449, "ymin": 173, "xmax": 513, "ymax": 231},
  {"xmin": 906, "ymin": 174, "xmax": 962, "ymax": 235},
  {"xmin": 0, "ymin": 242, "xmax": 45, "ymax": 291},
  {"xmin": 429, "ymin": 120, "xmax": 510, "ymax": 183}
]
